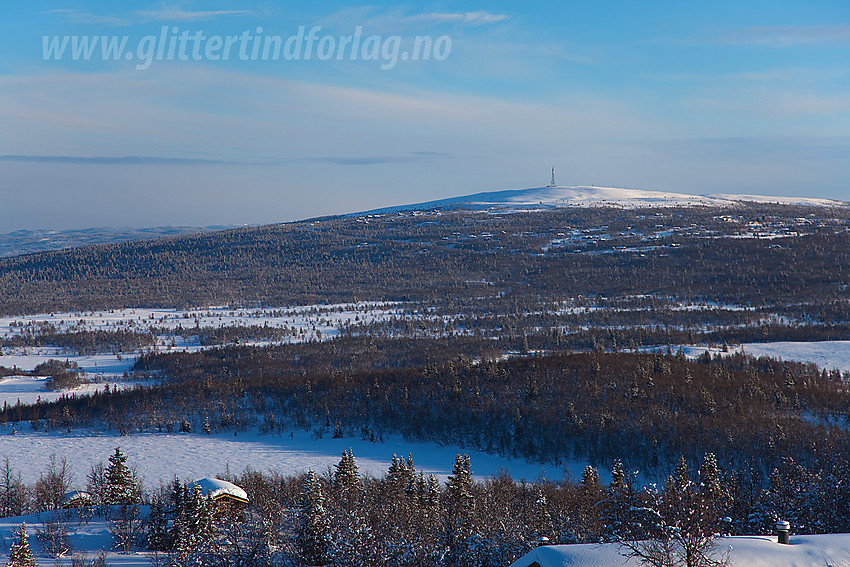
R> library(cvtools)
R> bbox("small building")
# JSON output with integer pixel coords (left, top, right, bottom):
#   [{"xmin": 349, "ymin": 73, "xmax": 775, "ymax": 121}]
[
  {"xmin": 61, "ymin": 490, "xmax": 93, "ymax": 509},
  {"xmin": 191, "ymin": 477, "xmax": 249, "ymax": 505}
]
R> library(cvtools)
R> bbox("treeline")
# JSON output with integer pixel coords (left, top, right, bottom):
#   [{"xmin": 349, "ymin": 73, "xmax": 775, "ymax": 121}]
[
  {"xmin": 0, "ymin": 359, "xmax": 84, "ymax": 390},
  {"xmin": 3, "ymin": 304, "xmax": 850, "ymax": 358},
  {"xmin": 1, "ymin": 328, "xmax": 155, "ymax": 355},
  {"xmin": 4, "ymin": 448, "xmax": 850, "ymax": 566},
  {"xmin": 4, "ymin": 347, "xmax": 849, "ymax": 482},
  {"xmin": 153, "ymin": 451, "xmax": 850, "ymax": 566}
]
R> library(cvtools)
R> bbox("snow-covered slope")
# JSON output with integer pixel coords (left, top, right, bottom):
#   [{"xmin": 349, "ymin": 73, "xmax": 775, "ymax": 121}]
[
  {"xmin": 511, "ymin": 535, "xmax": 850, "ymax": 567},
  {"xmin": 365, "ymin": 186, "xmax": 846, "ymax": 214}
]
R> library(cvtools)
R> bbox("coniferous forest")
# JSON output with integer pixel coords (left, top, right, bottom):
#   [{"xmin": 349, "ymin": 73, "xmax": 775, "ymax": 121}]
[{"xmin": 1, "ymin": 202, "xmax": 850, "ymax": 565}]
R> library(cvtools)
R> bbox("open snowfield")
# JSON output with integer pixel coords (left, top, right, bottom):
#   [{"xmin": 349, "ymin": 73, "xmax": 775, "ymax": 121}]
[
  {"xmin": 510, "ymin": 534, "xmax": 850, "ymax": 567},
  {"xmin": 676, "ymin": 341, "xmax": 850, "ymax": 374},
  {"xmin": 0, "ymin": 349, "xmax": 135, "ymax": 381},
  {"xmin": 0, "ymin": 302, "xmax": 406, "ymax": 353},
  {"xmin": 0, "ymin": 302, "xmax": 409, "ymax": 385},
  {"xmin": 0, "ymin": 423, "xmax": 567, "ymax": 489},
  {"xmin": 0, "ymin": 375, "xmax": 110, "ymax": 406}
]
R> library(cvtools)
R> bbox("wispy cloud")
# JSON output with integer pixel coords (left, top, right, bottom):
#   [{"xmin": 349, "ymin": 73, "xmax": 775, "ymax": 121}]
[
  {"xmin": 690, "ymin": 90, "xmax": 850, "ymax": 118},
  {"xmin": 718, "ymin": 24, "xmax": 850, "ymax": 47},
  {"xmin": 133, "ymin": 8, "xmax": 252, "ymax": 22},
  {"xmin": 319, "ymin": 6, "xmax": 508, "ymax": 34},
  {"xmin": 0, "ymin": 155, "xmax": 254, "ymax": 166},
  {"xmin": 303, "ymin": 153, "xmax": 450, "ymax": 166},
  {"xmin": 0, "ymin": 153, "xmax": 450, "ymax": 167},
  {"xmin": 645, "ymin": 136, "xmax": 850, "ymax": 164},
  {"xmin": 43, "ymin": 9, "xmax": 128, "ymax": 26},
  {"xmin": 417, "ymin": 11, "xmax": 509, "ymax": 26}
]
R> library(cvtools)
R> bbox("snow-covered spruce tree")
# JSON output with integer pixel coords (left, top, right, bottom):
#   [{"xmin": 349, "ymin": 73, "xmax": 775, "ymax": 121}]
[
  {"xmin": 381, "ymin": 453, "xmax": 419, "ymax": 542},
  {"xmin": 333, "ymin": 448, "xmax": 360, "ymax": 506},
  {"xmin": 697, "ymin": 453, "xmax": 730, "ymax": 535},
  {"xmin": 200, "ymin": 513, "xmax": 273, "ymax": 567},
  {"xmin": 575, "ymin": 465, "xmax": 605, "ymax": 542},
  {"xmin": 532, "ymin": 488, "xmax": 553, "ymax": 543},
  {"xmin": 172, "ymin": 483, "xmax": 216, "ymax": 556},
  {"xmin": 146, "ymin": 499, "xmax": 171, "ymax": 551},
  {"xmin": 386, "ymin": 454, "xmax": 416, "ymax": 495},
  {"xmin": 297, "ymin": 469, "xmax": 332, "ymax": 566},
  {"xmin": 103, "ymin": 447, "xmax": 140, "ymax": 505},
  {"xmin": 602, "ymin": 459, "xmax": 641, "ymax": 542},
  {"xmin": 330, "ymin": 506, "xmax": 376, "ymax": 567},
  {"xmin": 445, "ymin": 454, "xmax": 475, "ymax": 567},
  {"xmin": 6, "ymin": 523, "xmax": 37, "ymax": 567}
]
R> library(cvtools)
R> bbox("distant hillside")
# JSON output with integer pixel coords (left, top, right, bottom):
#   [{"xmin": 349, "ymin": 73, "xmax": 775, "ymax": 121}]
[
  {"xmin": 0, "ymin": 201, "xmax": 849, "ymax": 316},
  {"xmin": 0, "ymin": 225, "xmax": 232, "ymax": 258}
]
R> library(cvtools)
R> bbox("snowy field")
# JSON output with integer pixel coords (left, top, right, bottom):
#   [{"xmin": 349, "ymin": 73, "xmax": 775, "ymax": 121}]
[
  {"xmin": 510, "ymin": 534, "xmax": 850, "ymax": 567},
  {"xmin": 0, "ymin": 375, "xmax": 110, "ymax": 406},
  {"xmin": 675, "ymin": 341, "xmax": 850, "ymax": 374},
  {"xmin": 0, "ymin": 303, "xmax": 406, "ymax": 356},
  {"xmin": 0, "ymin": 422, "xmax": 566, "ymax": 489},
  {"xmin": 0, "ymin": 302, "xmax": 409, "ymax": 382}
]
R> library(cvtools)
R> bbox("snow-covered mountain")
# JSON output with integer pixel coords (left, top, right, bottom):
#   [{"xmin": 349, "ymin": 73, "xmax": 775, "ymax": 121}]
[{"xmin": 366, "ymin": 185, "xmax": 847, "ymax": 214}]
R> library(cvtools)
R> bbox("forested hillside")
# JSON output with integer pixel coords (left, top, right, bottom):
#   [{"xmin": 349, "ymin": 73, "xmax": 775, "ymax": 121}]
[{"xmin": 1, "ymin": 204, "xmax": 848, "ymax": 318}]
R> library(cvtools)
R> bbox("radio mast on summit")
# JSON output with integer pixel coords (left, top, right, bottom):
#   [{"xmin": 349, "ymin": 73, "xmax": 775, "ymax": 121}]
[{"xmin": 548, "ymin": 166, "xmax": 556, "ymax": 187}]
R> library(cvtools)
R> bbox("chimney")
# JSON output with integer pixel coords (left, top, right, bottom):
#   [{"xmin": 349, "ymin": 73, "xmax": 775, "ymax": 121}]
[{"xmin": 776, "ymin": 520, "xmax": 790, "ymax": 544}]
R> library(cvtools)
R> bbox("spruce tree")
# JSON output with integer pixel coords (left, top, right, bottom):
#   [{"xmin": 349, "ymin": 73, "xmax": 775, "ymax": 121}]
[
  {"xmin": 603, "ymin": 459, "xmax": 636, "ymax": 541},
  {"xmin": 146, "ymin": 499, "xmax": 170, "ymax": 551},
  {"xmin": 445, "ymin": 454, "xmax": 474, "ymax": 565},
  {"xmin": 333, "ymin": 448, "xmax": 360, "ymax": 505},
  {"xmin": 6, "ymin": 523, "xmax": 37, "ymax": 567},
  {"xmin": 533, "ymin": 488, "xmax": 553, "ymax": 543},
  {"xmin": 103, "ymin": 447, "xmax": 139, "ymax": 505},
  {"xmin": 172, "ymin": 483, "xmax": 216, "ymax": 554},
  {"xmin": 297, "ymin": 469, "xmax": 331, "ymax": 566}
]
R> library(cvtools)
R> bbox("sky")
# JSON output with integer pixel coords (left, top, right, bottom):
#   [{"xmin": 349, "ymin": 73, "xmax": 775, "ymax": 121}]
[{"xmin": 0, "ymin": 1, "xmax": 848, "ymax": 230}]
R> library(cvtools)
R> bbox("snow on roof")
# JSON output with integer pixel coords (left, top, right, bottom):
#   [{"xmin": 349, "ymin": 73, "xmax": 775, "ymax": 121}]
[
  {"xmin": 191, "ymin": 477, "xmax": 249, "ymax": 503},
  {"xmin": 61, "ymin": 490, "xmax": 93, "ymax": 503},
  {"xmin": 510, "ymin": 534, "xmax": 850, "ymax": 567}
]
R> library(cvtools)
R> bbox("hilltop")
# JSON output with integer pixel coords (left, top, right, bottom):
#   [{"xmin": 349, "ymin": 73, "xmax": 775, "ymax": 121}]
[{"xmin": 364, "ymin": 184, "xmax": 847, "ymax": 214}]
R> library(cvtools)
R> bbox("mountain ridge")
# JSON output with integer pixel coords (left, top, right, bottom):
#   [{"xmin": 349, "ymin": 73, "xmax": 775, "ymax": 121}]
[{"xmin": 362, "ymin": 185, "xmax": 848, "ymax": 215}]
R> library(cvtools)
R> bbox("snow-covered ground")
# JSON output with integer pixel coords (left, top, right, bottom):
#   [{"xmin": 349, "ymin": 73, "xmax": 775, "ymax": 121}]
[
  {"xmin": 0, "ymin": 302, "xmax": 408, "ymax": 381},
  {"xmin": 0, "ymin": 375, "xmax": 110, "ymax": 406},
  {"xmin": 1, "ymin": 512, "xmax": 847, "ymax": 567},
  {"xmin": 0, "ymin": 423, "xmax": 567, "ymax": 490},
  {"xmin": 364, "ymin": 185, "xmax": 847, "ymax": 215},
  {"xmin": 510, "ymin": 534, "xmax": 850, "ymax": 567},
  {"xmin": 0, "ymin": 510, "xmax": 152, "ymax": 566},
  {"xmin": 0, "ymin": 303, "xmax": 405, "ymax": 349},
  {"xmin": 675, "ymin": 341, "xmax": 850, "ymax": 374}
]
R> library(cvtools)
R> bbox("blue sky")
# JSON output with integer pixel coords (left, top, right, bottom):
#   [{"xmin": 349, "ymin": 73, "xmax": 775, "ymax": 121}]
[{"xmin": 0, "ymin": 1, "xmax": 848, "ymax": 230}]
